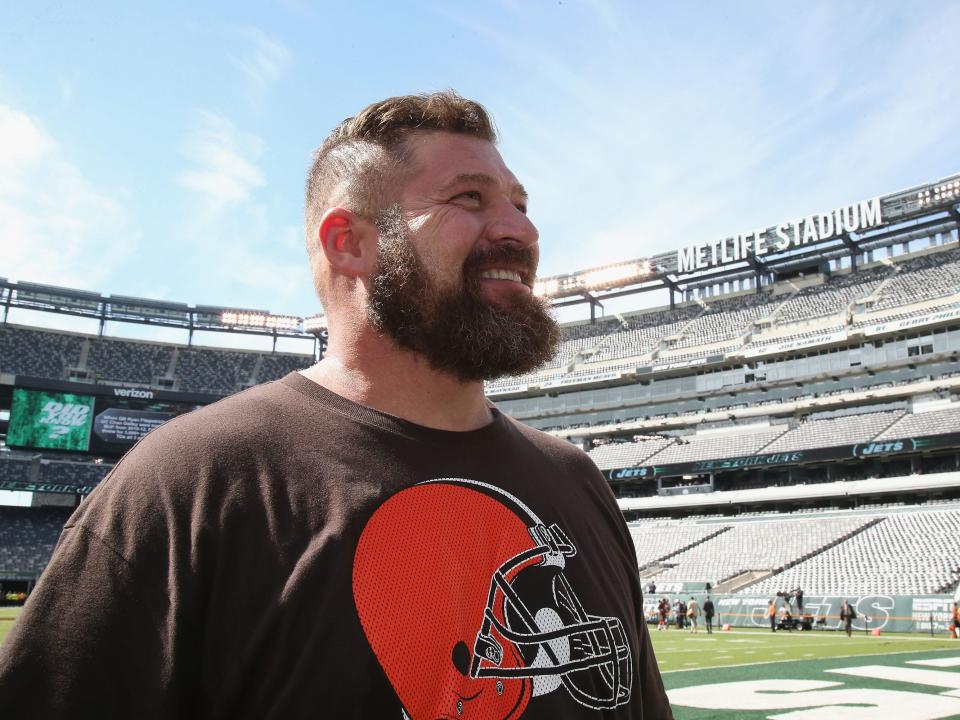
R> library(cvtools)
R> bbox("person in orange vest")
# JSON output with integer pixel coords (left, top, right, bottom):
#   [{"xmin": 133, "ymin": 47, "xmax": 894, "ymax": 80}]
[
  {"xmin": 952, "ymin": 603, "xmax": 959, "ymax": 639},
  {"xmin": 768, "ymin": 599, "xmax": 777, "ymax": 632}
]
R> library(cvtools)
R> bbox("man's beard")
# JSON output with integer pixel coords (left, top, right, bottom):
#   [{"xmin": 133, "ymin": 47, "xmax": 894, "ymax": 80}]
[{"xmin": 366, "ymin": 206, "xmax": 560, "ymax": 382}]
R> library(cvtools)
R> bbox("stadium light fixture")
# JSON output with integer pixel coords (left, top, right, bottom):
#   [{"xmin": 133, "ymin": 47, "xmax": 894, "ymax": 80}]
[
  {"xmin": 220, "ymin": 311, "xmax": 302, "ymax": 331},
  {"xmin": 534, "ymin": 258, "xmax": 653, "ymax": 299},
  {"xmin": 917, "ymin": 179, "xmax": 960, "ymax": 208},
  {"xmin": 534, "ymin": 278, "xmax": 559, "ymax": 297},
  {"xmin": 303, "ymin": 314, "xmax": 329, "ymax": 334},
  {"xmin": 579, "ymin": 261, "xmax": 649, "ymax": 291}
]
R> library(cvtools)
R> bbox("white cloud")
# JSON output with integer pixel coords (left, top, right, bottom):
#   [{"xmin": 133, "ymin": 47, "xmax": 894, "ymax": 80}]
[
  {"xmin": 229, "ymin": 28, "xmax": 292, "ymax": 95},
  {"xmin": 0, "ymin": 104, "xmax": 135, "ymax": 289},
  {"xmin": 174, "ymin": 112, "xmax": 311, "ymax": 311},
  {"xmin": 177, "ymin": 110, "xmax": 265, "ymax": 205}
]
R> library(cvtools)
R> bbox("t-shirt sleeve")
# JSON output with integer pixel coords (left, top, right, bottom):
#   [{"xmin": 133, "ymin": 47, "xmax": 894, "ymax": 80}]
[
  {"xmin": 0, "ymin": 428, "xmax": 206, "ymax": 717},
  {"xmin": 0, "ymin": 520, "xmax": 197, "ymax": 717}
]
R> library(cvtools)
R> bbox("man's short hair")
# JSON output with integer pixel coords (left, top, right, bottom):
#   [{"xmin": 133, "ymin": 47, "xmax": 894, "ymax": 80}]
[{"xmin": 303, "ymin": 91, "xmax": 498, "ymax": 281}]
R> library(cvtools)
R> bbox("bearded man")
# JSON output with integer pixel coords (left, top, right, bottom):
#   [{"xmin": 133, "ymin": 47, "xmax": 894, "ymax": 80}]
[{"xmin": 0, "ymin": 92, "xmax": 672, "ymax": 719}]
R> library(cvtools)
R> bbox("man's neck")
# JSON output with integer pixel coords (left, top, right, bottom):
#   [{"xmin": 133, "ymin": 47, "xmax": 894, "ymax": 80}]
[{"xmin": 299, "ymin": 338, "xmax": 494, "ymax": 432}]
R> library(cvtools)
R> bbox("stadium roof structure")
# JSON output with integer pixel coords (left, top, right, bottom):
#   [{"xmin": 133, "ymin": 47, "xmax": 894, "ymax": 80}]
[
  {"xmin": 533, "ymin": 171, "xmax": 960, "ymax": 319},
  {"xmin": 0, "ymin": 279, "xmax": 309, "ymax": 346}
]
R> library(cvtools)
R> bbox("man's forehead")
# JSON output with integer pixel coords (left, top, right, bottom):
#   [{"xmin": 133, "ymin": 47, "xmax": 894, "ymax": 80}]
[{"xmin": 405, "ymin": 132, "xmax": 525, "ymax": 195}]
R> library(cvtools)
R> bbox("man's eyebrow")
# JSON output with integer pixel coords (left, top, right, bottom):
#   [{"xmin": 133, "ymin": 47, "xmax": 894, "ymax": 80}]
[{"xmin": 442, "ymin": 173, "xmax": 528, "ymax": 201}]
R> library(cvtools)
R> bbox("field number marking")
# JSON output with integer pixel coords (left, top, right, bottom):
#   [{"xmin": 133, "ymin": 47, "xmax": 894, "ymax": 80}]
[{"xmin": 669, "ymin": 678, "xmax": 960, "ymax": 718}]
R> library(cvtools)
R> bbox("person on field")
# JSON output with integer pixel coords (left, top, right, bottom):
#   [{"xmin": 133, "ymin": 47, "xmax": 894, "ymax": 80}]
[
  {"xmin": 768, "ymin": 599, "xmax": 777, "ymax": 632},
  {"xmin": 686, "ymin": 596, "xmax": 700, "ymax": 633},
  {"xmin": 0, "ymin": 92, "xmax": 672, "ymax": 719},
  {"xmin": 659, "ymin": 596, "xmax": 670, "ymax": 631},
  {"xmin": 951, "ymin": 602, "xmax": 959, "ymax": 639},
  {"xmin": 840, "ymin": 599, "xmax": 857, "ymax": 637},
  {"xmin": 703, "ymin": 596, "xmax": 715, "ymax": 634}
]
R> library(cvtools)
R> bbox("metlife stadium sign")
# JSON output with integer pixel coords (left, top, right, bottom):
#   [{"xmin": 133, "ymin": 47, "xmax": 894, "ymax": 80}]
[{"xmin": 676, "ymin": 197, "xmax": 883, "ymax": 273}]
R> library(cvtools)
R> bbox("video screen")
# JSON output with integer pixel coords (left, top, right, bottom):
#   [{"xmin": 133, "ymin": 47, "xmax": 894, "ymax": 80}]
[
  {"xmin": 7, "ymin": 387, "xmax": 204, "ymax": 457},
  {"xmin": 7, "ymin": 388, "xmax": 96, "ymax": 452},
  {"xmin": 88, "ymin": 396, "xmax": 202, "ymax": 456}
]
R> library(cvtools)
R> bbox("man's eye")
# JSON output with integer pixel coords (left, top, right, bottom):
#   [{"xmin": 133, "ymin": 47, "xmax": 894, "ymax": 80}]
[{"xmin": 455, "ymin": 191, "xmax": 482, "ymax": 203}]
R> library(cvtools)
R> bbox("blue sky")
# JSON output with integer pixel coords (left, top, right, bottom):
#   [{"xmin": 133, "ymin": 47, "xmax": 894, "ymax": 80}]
[{"xmin": 2, "ymin": 1, "xmax": 959, "ymax": 351}]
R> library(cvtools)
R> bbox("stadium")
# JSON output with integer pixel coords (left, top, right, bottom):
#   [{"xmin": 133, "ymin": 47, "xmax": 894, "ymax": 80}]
[{"xmin": 3, "ymin": 170, "xmax": 960, "ymax": 717}]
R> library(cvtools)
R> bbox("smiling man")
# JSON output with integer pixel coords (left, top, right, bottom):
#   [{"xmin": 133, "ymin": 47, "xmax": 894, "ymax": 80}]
[{"xmin": 0, "ymin": 92, "xmax": 671, "ymax": 719}]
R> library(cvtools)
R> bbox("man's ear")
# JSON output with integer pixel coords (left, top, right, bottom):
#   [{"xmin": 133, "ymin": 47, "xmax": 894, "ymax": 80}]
[{"xmin": 317, "ymin": 208, "xmax": 377, "ymax": 277}]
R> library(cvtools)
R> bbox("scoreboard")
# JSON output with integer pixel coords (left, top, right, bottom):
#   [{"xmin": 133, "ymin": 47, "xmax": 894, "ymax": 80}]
[{"xmin": 6, "ymin": 385, "xmax": 204, "ymax": 457}]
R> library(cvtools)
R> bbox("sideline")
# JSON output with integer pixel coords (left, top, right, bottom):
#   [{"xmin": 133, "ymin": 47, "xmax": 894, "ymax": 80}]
[
  {"xmin": 655, "ymin": 627, "xmax": 959, "ymax": 643},
  {"xmin": 660, "ymin": 645, "xmax": 960, "ymax": 674}
]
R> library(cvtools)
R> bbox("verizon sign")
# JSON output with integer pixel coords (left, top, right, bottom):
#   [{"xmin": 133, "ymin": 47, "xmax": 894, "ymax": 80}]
[{"xmin": 112, "ymin": 387, "xmax": 155, "ymax": 399}]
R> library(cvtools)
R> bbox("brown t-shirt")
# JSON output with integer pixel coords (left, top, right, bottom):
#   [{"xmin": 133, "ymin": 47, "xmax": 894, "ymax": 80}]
[{"xmin": 0, "ymin": 373, "xmax": 672, "ymax": 719}]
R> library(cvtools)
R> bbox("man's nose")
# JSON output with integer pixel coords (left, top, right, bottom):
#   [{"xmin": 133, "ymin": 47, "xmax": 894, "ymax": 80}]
[{"xmin": 488, "ymin": 200, "xmax": 539, "ymax": 248}]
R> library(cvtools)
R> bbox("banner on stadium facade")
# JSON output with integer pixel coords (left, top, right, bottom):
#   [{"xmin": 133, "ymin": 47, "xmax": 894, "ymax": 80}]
[
  {"xmin": 863, "ymin": 306, "xmax": 960, "ymax": 336},
  {"xmin": 742, "ymin": 330, "xmax": 848, "ymax": 358},
  {"xmin": 0, "ymin": 479, "xmax": 99, "ymax": 495},
  {"xmin": 13, "ymin": 375, "xmax": 220, "ymax": 404},
  {"xmin": 603, "ymin": 431, "xmax": 960, "ymax": 481},
  {"xmin": 539, "ymin": 370, "xmax": 625, "ymax": 389},
  {"xmin": 641, "ymin": 593, "xmax": 956, "ymax": 634}
]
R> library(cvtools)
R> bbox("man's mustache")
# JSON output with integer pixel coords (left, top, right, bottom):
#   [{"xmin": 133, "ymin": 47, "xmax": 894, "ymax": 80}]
[{"xmin": 463, "ymin": 244, "xmax": 538, "ymax": 287}]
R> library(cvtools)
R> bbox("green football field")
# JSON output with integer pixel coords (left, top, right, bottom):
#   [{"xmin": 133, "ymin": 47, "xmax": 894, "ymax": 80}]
[
  {"xmin": 0, "ymin": 607, "xmax": 19, "ymax": 646},
  {"xmin": 653, "ymin": 626, "xmax": 960, "ymax": 718},
  {"xmin": 5, "ymin": 607, "xmax": 960, "ymax": 717}
]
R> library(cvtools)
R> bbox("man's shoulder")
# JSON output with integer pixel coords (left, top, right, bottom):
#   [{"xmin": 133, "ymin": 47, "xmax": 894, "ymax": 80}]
[
  {"xmin": 81, "ymin": 377, "xmax": 305, "ymax": 519},
  {"xmin": 504, "ymin": 414, "xmax": 594, "ymax": 465},
  {"xmin": 126, "ymin": 377, "xmax": 299, "ymax": 464}
]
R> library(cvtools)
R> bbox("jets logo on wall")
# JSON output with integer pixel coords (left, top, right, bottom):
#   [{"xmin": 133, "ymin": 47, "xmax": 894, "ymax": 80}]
[{"xmin": 352, "ymin": 478, "xmax": 633, "ymax": 719}]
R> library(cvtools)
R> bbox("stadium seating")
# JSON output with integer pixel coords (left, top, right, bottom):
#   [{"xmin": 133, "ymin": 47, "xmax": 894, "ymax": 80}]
[
  {"xmin": 760, "ymin": 410, "xmax": 905, "ymax": 454},
  {"xmin": 0, "ymin": 325, "xmax": 313, "ymax": 396},
  {"xmin": 580, "ymin": 402, "xmax": 960, "ymax": 471},
  {"xmin": 87, "ymin": 337, "xmax": 175, "ymax": 386},
  {"xmin": 868, "ymin": 247, "xmax": 960, "ymax": 311},
  {"xmin": 644, "ymin": 426, "xmax": 786, "ymax": 465},
  {"xmin": 0, "ymin": 454, "xmax": 113, "ymax": 489},
  {"xmin": 485, "ymin": 244, "xmax": 960, "ymax": 392},
  {"xmin": 257, "ymin": 353, "xmax": 312, "ymax": 383},
  {"xmin": 627, "ymin": 502, "xmax": 960, "ymax": 596},
  {"xmin": 746, "ymin": 507, "xmax": 960, "ymax": 596},
  {"xmin": 877, "ymin": 405, "xmax": 960, "ymax": 440},
  {"xmin": 639, "ymin": 515, "xmax": 872, "ymax": 587},
  {"xmin": 628, "ymin": 522, "xmax": 726, "ymax": 567},
  {"xmin": 37, "ymin": 460, "xmax": 112, "ymax": 487},
  {"xmin": 0, "ymin": 506, "xmax": 73, "ymax": 576},
  {"xmin": 0, "ymin": 455, "xmax": 32, "ymax": 486},
  {"xmin": 587, "ymin": 438, "xmax": 674, "ymax": 470},
  {"xmin": 0, "ymin": 326, "xmax": 84, "ymax": 379},
  {"xmin": 175, "ymin": 347, "xmax": 260, "ymax": 394}
]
